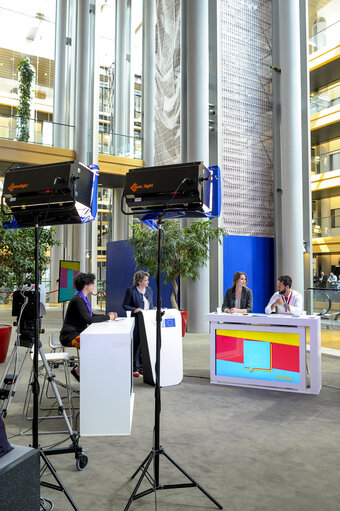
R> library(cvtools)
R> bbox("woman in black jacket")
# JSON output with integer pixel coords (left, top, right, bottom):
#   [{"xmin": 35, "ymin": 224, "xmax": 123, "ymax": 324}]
[
  {"xmin": 123, "ymin": 270, "xmax": 155, "ymax": 377},
  {"xmin": 60, "ymin": 272, "xmax": 117, "ymax": 380},
  {"xmin": 222, "ymin": 271, "xmax": 253, "ymax": 314}
]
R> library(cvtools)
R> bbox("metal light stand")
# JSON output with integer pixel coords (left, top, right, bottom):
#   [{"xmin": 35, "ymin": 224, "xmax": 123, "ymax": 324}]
[
  {"xmin": 31, "ymin": 216, "xmax": 80, "ymax": 511},
  {"xmin": 124, "ymin": 216, "xmax": 222, "ymax": 510}
]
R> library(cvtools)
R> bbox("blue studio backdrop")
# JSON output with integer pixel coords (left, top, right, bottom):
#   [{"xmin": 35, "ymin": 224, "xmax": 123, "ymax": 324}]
[
  {"xmin": 106, "ymin": 240, "xmax": 175, "ymax": 317},
  {"xmin": 223, "ymin": 235, "xmax": 274, "ymax": 313}
]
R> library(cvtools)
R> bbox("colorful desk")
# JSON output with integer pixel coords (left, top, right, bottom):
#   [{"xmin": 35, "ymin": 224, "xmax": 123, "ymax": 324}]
[{"xmin": 206, "ymin": 313, "xmax": 321, "ymax": 394}]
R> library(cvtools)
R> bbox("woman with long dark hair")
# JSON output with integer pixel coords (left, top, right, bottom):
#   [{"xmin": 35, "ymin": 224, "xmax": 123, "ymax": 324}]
[{"xmin": 222, "ymin": 271, "xmax": 253, "ymax": 314}]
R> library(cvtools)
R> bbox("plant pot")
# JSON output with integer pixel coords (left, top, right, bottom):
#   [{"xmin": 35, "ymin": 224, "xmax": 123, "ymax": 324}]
[
  {"xmin": 0, "ymin": 325, "xmax": 12, "ymax": 363},
  {"xmin": 180, "ymin": 310, "xmax": 188, "ymax": 337}
]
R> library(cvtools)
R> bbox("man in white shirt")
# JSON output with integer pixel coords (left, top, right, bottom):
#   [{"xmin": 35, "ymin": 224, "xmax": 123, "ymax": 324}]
[{"xmin": 265, "ymin": 275, "xmax": 303, "ymax": 315}]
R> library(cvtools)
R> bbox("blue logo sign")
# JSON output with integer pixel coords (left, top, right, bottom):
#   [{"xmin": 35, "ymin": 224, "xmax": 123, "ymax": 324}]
[{"xmin": 164, "ymin": 318, "xmax": 176, "ymax": 328}]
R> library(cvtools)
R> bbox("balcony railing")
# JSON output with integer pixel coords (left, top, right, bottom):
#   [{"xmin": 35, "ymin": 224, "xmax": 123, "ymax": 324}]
[
  {"xmin": 0, "ymin": 113, "xmax": 75, "ymax": 149},
  {"xmin": 98, "ymin": 131, "xmax": 143, "ymax": 160},
  {"xmin": 310, "ymin": 82, "xmax": 340, "ymax": 115},
  {"xmin": 312, "ymin": 215, "xmax": 340, "ymax": 238},
  {"xmin": 311, "ymin": 148, "xmax": 340, "ymax": 175},
  {"xmin": 309, "ymin": 19, "xmax": 340, "ymax": 55},
  {"xmin": 0, "ymin": 113, "xmax": 143, "ymax": 160}
]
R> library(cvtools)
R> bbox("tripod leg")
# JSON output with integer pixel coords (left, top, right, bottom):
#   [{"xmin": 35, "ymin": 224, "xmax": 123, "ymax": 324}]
[
  {"xmin": 124, "ymin": 450, "xmax": 155, "ymax": 511},
  {"xmin": 1, "ymin": 347, "xmax": 31, "ymax": 417},
  {"xmin": 40, "ymin": 450, "xmax": 80, "ymax": 511},
  {"xmin": 129, "ymin": 451, "xmax": 154, "ymax": 481},
  {"xmin": 161, "ymin": 449, "xmax": 223, "ymax": 510}
]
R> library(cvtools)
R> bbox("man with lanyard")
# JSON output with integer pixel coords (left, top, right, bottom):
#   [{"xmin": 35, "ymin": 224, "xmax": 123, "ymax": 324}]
[{"xmin": 265, "ymin": 275, "xmax": 303, "ymax": 315}]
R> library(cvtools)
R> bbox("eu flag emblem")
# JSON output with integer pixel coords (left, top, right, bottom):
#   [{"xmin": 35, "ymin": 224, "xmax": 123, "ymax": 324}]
[{"xmin": 164, "ymin": 318, "xmax": 176, "ymax": 328}]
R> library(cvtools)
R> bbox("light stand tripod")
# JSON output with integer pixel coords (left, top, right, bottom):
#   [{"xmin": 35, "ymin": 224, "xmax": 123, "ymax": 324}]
[
  {"xmin": 31, "ymin": 217, "xmax": 81, "ymax": 511},
  {"xmin": 124, "ymin": 217, "xmax": 223, "ymax": 510}
]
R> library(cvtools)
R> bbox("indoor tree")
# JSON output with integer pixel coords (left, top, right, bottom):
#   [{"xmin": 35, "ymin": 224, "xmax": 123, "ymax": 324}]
[
  {"xmin": 0, "ymin": 210, "xmax": 61, "ymax": 295},
  {"xmin": 128, "ymin": 219, "xmax": 227, "ymax": 309}
]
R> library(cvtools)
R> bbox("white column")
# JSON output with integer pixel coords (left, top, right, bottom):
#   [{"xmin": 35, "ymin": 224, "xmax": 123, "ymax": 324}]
[
  {"xmin": 279, "ymin": 0, "xmax": 304, "ymax": 296},
  {"xmin": 186, "ymin": 0, "xmax": 209, "ymax": 333},
  {"xmin": 53, "ymin": 0, "xmax": 67, "ymax": 147},
  {"xmin": 74, "ymin": 0, "xmax": 91, "ymax": 271},
  {"xmin": 50, "ymin": 0, "xmax": 67, "ymax": 299},
  {"xmin": 142, "ymin": 0, "xmax": 155, "ymax": 166}
]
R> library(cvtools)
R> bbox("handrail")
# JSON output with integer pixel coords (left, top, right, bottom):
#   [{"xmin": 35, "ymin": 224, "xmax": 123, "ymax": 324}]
[{"xmin": 307, "ymin": 287, "xmax": 331, "ymax": 316}]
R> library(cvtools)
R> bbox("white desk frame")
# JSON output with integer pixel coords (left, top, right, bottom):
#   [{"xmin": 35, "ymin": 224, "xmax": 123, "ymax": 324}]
[
  {"xmin": 80, "ymin": 318, "xmax": 135, "ymax": 436},
  {"xmin": 206, "ymin": 313, "xmax": 321, "ymax": 395}
]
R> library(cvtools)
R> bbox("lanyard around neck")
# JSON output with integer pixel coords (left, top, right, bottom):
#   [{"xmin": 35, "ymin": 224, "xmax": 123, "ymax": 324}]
[{"xmin": 281, "ymin": 291, "xmax": 292, "ymax": 305}]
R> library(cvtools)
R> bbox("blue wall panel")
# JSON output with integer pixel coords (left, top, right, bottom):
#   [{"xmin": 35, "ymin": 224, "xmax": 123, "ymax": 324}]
[
  {"xmin": 223, "ymin": 235, "xmax": 274, "ymax": 313},
  {"xmin": 106, "ymin": 240, "xmax": 175, "ymax": 316}
]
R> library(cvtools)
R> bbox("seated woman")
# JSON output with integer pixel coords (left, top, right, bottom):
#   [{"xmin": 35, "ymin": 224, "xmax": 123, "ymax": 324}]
[
  {"xmin": 222, "ymin": 271, "xmax": 253, "ymax": 313},
  {"xmin": 123, "ymin": 270, "xmax": 155, "ymax": 377},
  {"xmin": 60, "ymin": 272, "xmax": 117, "ymax": 381}
]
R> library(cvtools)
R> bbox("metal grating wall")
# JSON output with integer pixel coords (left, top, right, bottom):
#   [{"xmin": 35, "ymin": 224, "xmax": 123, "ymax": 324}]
[
  {"xmin": 220, "ymin": 0, "xmax": 274, "ymax": 237},
  {"xmin": 154, "ymin": 0, "xmax": 181, "ymax": 165}
]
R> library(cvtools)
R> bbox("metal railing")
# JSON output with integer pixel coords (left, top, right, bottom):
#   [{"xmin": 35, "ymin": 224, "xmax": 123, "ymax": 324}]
[
  {"xmin": 98, "ymin": 130, "xmax": 143, "ymax": 160},
  {"xmin": 311, "ymin": 148, "xmax": 340, "ymax": 175},
  {"xmin": 307, "ymin": 287, "xmax": 340, "ymax": 329},
  {"xmin": 0, "ymin": 113, "xmax": 143, "ymax": 159},
  {"xmin": 312, "ymin": 215, "xmax": 340, "ymax": 238},
  {"xmin": 0, "ymin": 113, "xmax": 75, "ymax": 150},
  {"xmin": 310, "ymin": 82, "xmax": 340, "ymax": 115},
  {"xmin": 309, "ymin": 19, "xmax": 340, "ymax": 55}
]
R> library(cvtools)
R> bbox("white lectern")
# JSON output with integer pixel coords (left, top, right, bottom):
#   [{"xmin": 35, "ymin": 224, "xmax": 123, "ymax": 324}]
[
  {"xmin": 80, "ymin": 318, "xmax": 134, "ymax": 436},
  {"xmin": 140, "ymin": 309, "xmax": 183, "ymax": 387}
]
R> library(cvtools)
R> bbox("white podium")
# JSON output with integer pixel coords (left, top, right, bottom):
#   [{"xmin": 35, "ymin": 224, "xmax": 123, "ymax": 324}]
[
  {"xmin": 80, "ymin": 318, "xmax": 135, "ymax": 436},
  {"xmin": 140, "ymin": 309, "xmax": 183, "ymax": 387}
]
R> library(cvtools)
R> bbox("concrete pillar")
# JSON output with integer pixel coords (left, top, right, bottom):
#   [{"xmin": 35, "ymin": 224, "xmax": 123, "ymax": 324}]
[
  {"xmin": 185, "ymin": 0, "xmax": 209, "ymax": 333},
  {"xmin": 142, "ymin": 0, "xmax": 155, "ymax": 166},
  {"xmin": 279, "ymin": 0, "xmax": 304, "ymax": 296}
]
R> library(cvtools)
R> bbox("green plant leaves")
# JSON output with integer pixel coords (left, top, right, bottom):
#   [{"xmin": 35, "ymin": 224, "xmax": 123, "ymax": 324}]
[{"xmin": 128, "ymin": 219, "xmax": 227, "ymax": 308}]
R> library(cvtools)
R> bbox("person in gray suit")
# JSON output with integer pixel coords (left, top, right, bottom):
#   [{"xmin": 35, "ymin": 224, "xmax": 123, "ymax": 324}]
[{"xmin": 222, "ymin": 271, "xmax": 253, "ymax": 313}]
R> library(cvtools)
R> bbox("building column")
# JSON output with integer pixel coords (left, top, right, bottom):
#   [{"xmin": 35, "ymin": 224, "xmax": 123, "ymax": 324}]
[
  {"xmin": 53, "ymin": 0, "xmax": 67, "ymax": 148},
  {"xmin": 50, "ymin": 0, "xmax": 68, "ymax": 301},
  {"xmin": 278, "ymin": 0, "xmax": 305, "ymax": 296},
  {"xmin": 185, "ymin": 0, "xmax": 209, "ymax": 333},
  {"xmin": 73, "ymin": 0, "xmax": 95, "ymax": 271},
  {"xmin": 142, "ymin": 0, "xmax": 155, "ymax": 166}
]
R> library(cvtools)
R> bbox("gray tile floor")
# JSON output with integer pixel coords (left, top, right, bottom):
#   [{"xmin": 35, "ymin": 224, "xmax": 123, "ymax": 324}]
[{"xmin": 1, "ymin": 308, "xmax": 340, "ymax": 511}]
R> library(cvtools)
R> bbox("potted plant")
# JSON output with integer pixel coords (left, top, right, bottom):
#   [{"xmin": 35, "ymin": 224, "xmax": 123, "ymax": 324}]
[
  {"xmin": 17, "ymin": 57, "xmax": 35, "ymax": 142},
  {"xmin": 128, "ymin": 219, "xmax": 227, "ymax": 335}
]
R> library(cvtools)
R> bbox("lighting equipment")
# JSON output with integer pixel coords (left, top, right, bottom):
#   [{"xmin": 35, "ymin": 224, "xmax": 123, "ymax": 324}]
[
  {"xmin": 122, "ymin": 161, "xmax": 221, "ymax": 217},
  {"xmin": 1, "ymin": 160, "xmax": 98, "ymax": 227},
  {"xmin": 121, "ymin": 162, "xmax": 222, "ymax": 510}
]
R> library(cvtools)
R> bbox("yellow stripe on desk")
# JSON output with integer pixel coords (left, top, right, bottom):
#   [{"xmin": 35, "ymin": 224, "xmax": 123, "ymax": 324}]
[{"xmin": 216, "ymin": 329, "xmax": 300, "ymax": 346}]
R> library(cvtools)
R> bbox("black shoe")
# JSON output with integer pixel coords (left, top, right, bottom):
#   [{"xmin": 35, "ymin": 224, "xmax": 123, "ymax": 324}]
[{"xmin": 71, "ymin": 367, "xmax": 80, "ymax": 382}]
